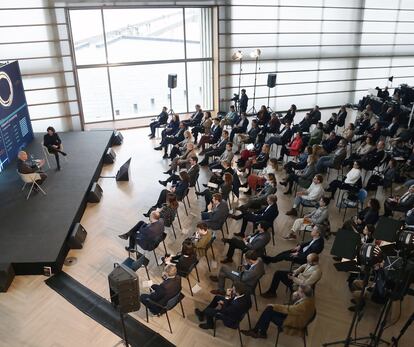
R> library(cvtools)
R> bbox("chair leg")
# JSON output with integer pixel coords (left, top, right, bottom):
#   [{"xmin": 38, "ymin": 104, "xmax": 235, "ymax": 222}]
[
  {"xmin": 211, "ymin": 245, "xmax": 216, "ymax": 260},
  {"xmin": 144, "ymin": 265, "xmax": 150, "ymax": 280},
  {"xmin": 187, "ymin": 277, "xmax": 193, "ymax": 296},
  {"xmin": 26, "ymin": 183, "xmax": 35, "ymax": 200},
  {"xmin": 146, "ymin": 307, "xmax": 149, "ymax": 323},
  {"xmin": 213, "ymin": 318, "xmax": 217, "ymax": 337},
  {"xmin": 220, "ymin": 227, "xmax": 225, "ymax": 239},
  {"xmin": 247, "ymin": 311, "xmax": 252, "ymax": 330},
  {"xmin": 171, "ymin": 223, "xmax": 177, "ymax": 239},
  {"xmin": 177, "ymin": 211, "xmax": 182, "ymax": 229},
  {"xmin": 238, "ymin": 327, "xmax": 243, "ymax": 347},
  {"xmin": 253, "ymin": 293, "xmax": 258, "ymax": 311},
  {"xmin": 271, "ymin": 226, "xmax": 275, "ymax": 246},
  {"xmin": 195, "ymin": 264, "xmax": 200, "ymax": 282},
  {"xmin": 180, "ymin": 300, "xmax": 185, "ymax": 318},
  {"xmin": 153, "ymin": 250, "xmax": 159, "ymax": 266},
  {"xmin": 205, "ymin": 251, "xmax": 211, "ymax": 272},
  {"xmin": 186, "ymin": 195, "xmax": 191, "ymax": 208},
  {"xmin": 165, "ymin": 311, "xmax": 173, "ymax": 334},
  {"xmin": 258, "ymin": 280, "xmax": 262, "ymax": 295},
  {"xmin": 275, "ymin": 329, "xmax": 280, "ymax": 347},
  {"xmin": 225, "ymin": 220, "xmax": 229, "ymax": 234},
  {"xmin": 162, "ymin": 240, "xmax": 167, "ymax": 254},
  {"xmin": 183, "ymin": 200, "xmax": 188, "ymax": 216}
]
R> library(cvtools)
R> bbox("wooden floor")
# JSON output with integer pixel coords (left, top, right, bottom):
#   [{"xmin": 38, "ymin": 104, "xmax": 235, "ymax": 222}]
[{"xmin": 1, "ymin": 114, "xmax": 414, "ymax": 347}]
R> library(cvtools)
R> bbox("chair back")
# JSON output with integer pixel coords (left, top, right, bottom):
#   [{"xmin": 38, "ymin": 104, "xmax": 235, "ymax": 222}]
[
  {"xmin": 357, "ymin": 189, "xmax": 368, "ymax": 205},
  {"xmin": 305, "ymin": 309, "xmax": 317, "ymax": 330},
  {"xmin": 190, "ymin": 172, "xmax": 199, "ymax": 188},
  {"xmin": 205, "ymin": 231, "xmax": 216, "ymax": 250},
  {"xmin": 18, "ymin": 171, "xmax": 39, "ymax": 183},
  {"xmin": 164, "ymin": 291, "xmax": 183, "ymax": 311}
]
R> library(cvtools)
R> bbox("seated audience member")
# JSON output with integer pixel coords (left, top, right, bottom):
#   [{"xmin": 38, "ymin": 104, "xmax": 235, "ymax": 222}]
[
  {"xmin": 196, "ymin": 173, "xmax": 233, "ymax": 211},
  {"xmin": 263, "ymin": 226, "xmax": 324, "ymax": 265},
  {"xmin": 155, "ymin": 121, "xmax": 186, "ymax": 158},
  {"xmin": 339, "ymin": 123, "xmax": 355, "ymax": 142},
  {"xmin": 161, "ymin": 114, "xmax": 180, "ymax": 140},
  {"xmin": 221, "ymin": 221, "xmax": 271, "ymax": 263},
  {"xmin": 140, "ymin": 264, "xmax": 181, "ymax": 314},
  {"xmin": 343, "ymin": 136, "xmax": 375, "ymax": 167},
  {"xmin": 229, "ymin": 112, "xmax": 249, "ymax": 142},
  {"xmin": 241, "ymin": 285, "xmax": 315, "ymax": 339},
  {"xmin": 119, "ymin": 211, "xmax": 165, "ymax": 251},
  {"xmin": 381, "ymin": 116, "xmax": 399, "ymax": 137},
  {"xmin": 266, "ymin": 122, "xmax": 293, "ymax": 147},
  {"xmin": 238, "ymin": 174, "xmax": 277, "ymax": 209},
  {"xmin": 405, "ymin": 208, "xmax": 414, "ymax": 225},
  {"xmin": 192, "ymin": 222, "xmax": 213, "ymax": 250},
  {"xmin": 192, "ymin": 111, "xmax": 212, "ymax": 144},
  {"xmin": 295, "ymin": 113, "xmax": 311, "ymax": 133},
  {"xmin": 359, "ymin": 141, "xmax": 386, "ymax": 171},
  {"xmin": 336, "ymin": 105, "xmax": 348, "ymax": 127},
  {"xmin": 195, "ymin": 282, "xmax": 251, "ymax": 330},
  {"xmin": 362, "ymin": 104, "xmax": 374, "ymax": 119},
  {"xmin": 378, "ymin": 105, "xmax": 395, "ymax": 126},
  {"xmin": 208, "ymin": 160, "xmax": 234, "ymax": 186},
  {"xmin": 323, "ymin": 113, "xmax": 338, "ymax": 134},
  {"xmin": 354, "ymin": 112, "xmax": 371, "ymax": 135},
  {"xmin": 284, "ymin": 146, "xmax": 313, "ymax": 174},
  {"xmin": 198, "ymin": 118, "xmax": 222, "ymax": 154},
  {"xmin": 280, "ymin": 154, "xmax": 317, "ymax": 194},
  {"xmin": 160, "ymin": 156, "xmax": 199, "ymax": 187},
  {"xmin": 146, "ymin": 171, "xmax": 190, "ymax": 215},
  {"xmin": 148, "ymin": 106, "xmax": 168, "ymax": 139},
  {"xmin": 391, "ymin": 139, "xmax": 411, "ymax": 160},
  {"xmin": 256, "ymin": 105, "xmax": 271, "ymax": 126},
  {"xmin": 262, "ymin": 254, "xmax": 322, "ymax": 298},
  {"xmin": 164, "ymin": 143, "xmax": 196, "ymax": 175},
  {"xmin": 307, "ymin": 105, "xmax": 321, "ymax": 124},
  {"xmin": 232, "ymin": 194, "xmax": 279, "ymax": 237},
  {"xmin": 280, "ymin": 104, "xmax": 296, "ymax": 124},
  {"xmin": 278, "ymin": 132, "xmax": 303, "ymax": 162},
  {"xmin": 308, "ymin": 122, "xmax": 323, "ymax": 145},
  {"xmin": 199, "ymin": 131, "xmax": 230, "ymax": 166},
  {"xmin": 400, "ymin": 147, "xmax": 414, "ymax": 178},
  {"xmin": 209, "ymin": 250, "xmax": 265, "ymax": 295},
  {"xmin": 17, "ymin": 150, "xmax": 47, "ymax": 186},
  {"xmin": 315, "ymin": 139, "xmax": 347, "ymax": 173},
  {"xmin": 247, "ymin": 158, "xmax": 278, "ymax": 192},
  {"xmin": 326, "ymin": 161, "xmax": 362, "ymax": 199},
  {"xmin": 242, "ymin": 143, "xmax": 270, "ymax": 171},
  {"xmin": 265, "ymin": 112, "xmax": 281, "ymax": 134},
  {"xmin": 207, "ymin": 142, "xmax": 234, "ymax": 171},
  {"xmin": 286, "ymin": 175, "xmax": 324, "ymax": 216},
  {"xmin": 365, "ymin": 158, "xmax": 397, "ymax": 191},
  {"xmin": 169, "ymin": 130, "xmax": 193, "ymax": 159},
  {"xmin": 343, "ymin": 198, "xmax": 380, "ymax": 233},
  {"xmin": 221, "ymin": 105, "xmax": 238, "ymax": 125},
  {"xmin": 145, "ymin": 194, "xmax": 178, "ymax": 229},
  {"xmin": 201, "ymin": 193, "xmax": 229, "ymax": 230},
  {"xmin": 163, "ymin": 239, "xmax": 197, "ymax": 275},
  {"xmin": 283, "ymin": 197, "xmax": 330, "ymax": 240},
  {"xmin": 383, "ymin": 184, "xmax": 414, "ymax": 217},
  {"xmin": 183, "ymin": 104, "xmax": 203, "ymax": 127},
  {"xmin": 236, "ymin": 119, "xmax": 260, "ymax": 153},
  {"xmin": 43, "ymin": 126, "xmax": 67, "ymax": 170},
  {"xmin": 321, "ymin": 131, "xmax": 340, "ymax": 154}
]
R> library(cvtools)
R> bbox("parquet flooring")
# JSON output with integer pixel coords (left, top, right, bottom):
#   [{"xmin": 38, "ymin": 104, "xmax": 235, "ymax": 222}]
[{"xmin": 1, "ymin": 113, "xmax": 413, "ymax": 347}]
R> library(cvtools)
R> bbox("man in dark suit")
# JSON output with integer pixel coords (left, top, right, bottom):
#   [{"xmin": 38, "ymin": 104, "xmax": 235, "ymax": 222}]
[
  {"xmin": 266, "ymin": 123, "xmax": 293, "ymax": 146},
  {"xmin": 140, "ymin": 264, "xmax": 181, "ymax": 314},
  {"xmin": 119, "ymin": 211, "xmax": 165, "ymax": 251},
  {"xmin": 183, "ymin": 104, "xmax": 203, "ymax": 127},
  {"xmin": 195, "ymin": 282, "xmax": 251, "ymax": 330},
  {"xmin": 360, "ymin": 140, "xmax": 386, "ymax": 170},
  {"xmin": 160, "ymin": 156, "xmax": 199, "ymax": 187},
  {"xmin": 201, "ymin": 193, "xmax": 229, "ymax": 230},
  {"xmin": 263, "ymin": 226, "xmax": 324, "ymax": 265},
  {"xmin": 199, "ymin": 118, "xmax": 223, "ymax": 154},
  {"xmin": 199, "ymin": 130, "xmax": 230, "ymax": 166},
  {"xmin": 307, "ymin": 105, "xmax": 321, "ymax": 124},
  {"xmin": 384, "ymin": 184, "xmax": 414, "ymax": 217},
  {"xmin": 210, "ymin": 250, "xmax": 265, "ymax": 295},
  {"xmin": 239, "ymin": 89, "xmax": 248, "ymax": 114},
  {"xmin": 232, "ymin": 195, "xmax": 278, "ymax": 237},
  {"xmin": 148, "ymin": 106, "xmax": 169, "ymax": 139},
  {"xmin": 154, "ymin": 122, "xmax": 186, "ymax": 158},
  {"xmin": 221, "ymin": 221, "xmax": 271, "ymax": 263},
  {"xmin": 17, "ymin": 151, "xmax": 47, "ymax": 186},
  {"xmin": 230, "ymin": 112, "xmax": 249, "ymax": 142},
  {"xmin": 381, "ymin": 116, "xmax": 399, "ymax": 137}
]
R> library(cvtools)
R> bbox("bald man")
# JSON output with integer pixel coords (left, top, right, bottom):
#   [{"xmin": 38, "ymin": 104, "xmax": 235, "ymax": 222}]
[
  {"xmin": 119, "ymin": 211, "xmax": 165, "ymax": 251},
  {"xmin": 17, "ymin": 151, "xmax": 47, "ymax": 186},
  {"xmin": 261, "ymin": 253, "xmax": 322, "ymax": 298}
]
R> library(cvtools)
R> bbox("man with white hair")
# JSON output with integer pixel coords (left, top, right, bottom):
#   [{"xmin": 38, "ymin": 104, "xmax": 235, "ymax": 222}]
[{"xmin": 17, "ymin": 151, "xmax": 47, "ymax": 186}]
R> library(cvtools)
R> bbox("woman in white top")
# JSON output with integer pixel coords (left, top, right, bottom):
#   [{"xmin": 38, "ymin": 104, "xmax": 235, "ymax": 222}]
[
  {"xmin": 326, "ymin": 161, "xmax": 362, "ymax": 198},
  {"xmin": 247, "ymin": 158, "xmax": 278, "ymax": 191}
]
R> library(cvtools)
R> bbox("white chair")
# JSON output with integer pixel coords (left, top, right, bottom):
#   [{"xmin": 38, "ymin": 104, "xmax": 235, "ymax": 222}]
[
  {"xmin": 42, "ymin": 143, "xmax": 66, "ymax": 169},
  {"xmin": 18, "ymin": 171, "xmax": 46, "ymax": 200}
]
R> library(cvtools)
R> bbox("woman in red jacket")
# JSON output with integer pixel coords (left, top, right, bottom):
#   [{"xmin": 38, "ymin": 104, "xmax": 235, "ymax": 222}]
[{"xmin": 278, "ymin": 131, "xmax": 303, "ymax": 162}]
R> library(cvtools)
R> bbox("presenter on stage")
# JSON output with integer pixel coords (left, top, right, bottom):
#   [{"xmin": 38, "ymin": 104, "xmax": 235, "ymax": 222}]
[
  {"xmin": 43, "ymin": 126, "xmax": 67, "ymax": 171},
  {"xmin": 17, "ymin": 151, "xmax": 47, "ymax": 187}
]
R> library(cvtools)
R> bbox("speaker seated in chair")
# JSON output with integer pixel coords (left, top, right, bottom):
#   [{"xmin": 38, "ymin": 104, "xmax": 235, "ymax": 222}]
[{"xmin": 43, "ymin": 126, "xmax": 67, "ymax": 170}]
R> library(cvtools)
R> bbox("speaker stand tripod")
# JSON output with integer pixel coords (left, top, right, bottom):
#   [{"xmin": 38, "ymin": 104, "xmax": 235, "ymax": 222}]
[
  {"xmin": 113, "ymin": 312, "xmax": 130, "ymax": 347},
  {"xmin": 168, "ymin": 87, "xmax": 174, "ymax": 115},
  {"xmin": 267, "ymin": 87, "xmax": 274, "ymax": 112}
]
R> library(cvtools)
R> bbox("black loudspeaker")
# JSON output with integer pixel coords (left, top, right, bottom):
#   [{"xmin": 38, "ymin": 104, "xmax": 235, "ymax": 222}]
[
  {"xmin": 267, "ymin": 74, "xmax": 277, "ymax": 88},
  {"xmin": 168, "ymin": 74, "xmax": 177, "ymax": 89},
  {"xmin": 111, "ymin": 131, "xmax": 124, "ymax": 146},
  {"xmin": 108, "ymin": 264, "xmax": 140, "ymax": 314},
  {"xmin": 116, "ymin": 158, "xmax": 131, "ymax": 182},
  {"xmin": 104, "ymin": 148, "xmax": 116, "ymax": 164},
  {"xmin": 88, "ymin": 182, "xmax": 103, "ymax": 203},
  {"xmin": 68, "ymin": 223, "xmax": 87, "ymax": 249},
  {"xmin": 0, "ymin": 263, "xmax": 15, "ymax": 292}
]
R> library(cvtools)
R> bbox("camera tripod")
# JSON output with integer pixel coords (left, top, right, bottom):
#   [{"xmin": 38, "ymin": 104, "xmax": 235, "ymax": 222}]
[{"xmin": 391, "ymin": 312, "xmax": 414, "ymax": 347}]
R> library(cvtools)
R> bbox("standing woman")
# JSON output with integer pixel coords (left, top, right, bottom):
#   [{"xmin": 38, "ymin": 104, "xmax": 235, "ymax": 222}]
[{"xmin": 43, "ymin": 126, "xmax": 67, "ymax": 170}]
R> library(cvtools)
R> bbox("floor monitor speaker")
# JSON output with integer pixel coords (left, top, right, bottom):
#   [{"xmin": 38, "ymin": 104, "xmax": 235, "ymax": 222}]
[
  {"xmin": 104, "ymin": 148, "xmax": 116, "ymax": 164},
  {"xmin": 88, "ymin": 182, "xmax": 103, "ymax": 203},
  {"xmin": 111, "ymin": 131, "xmax": 124, "ymax": 146},
  {"xmin": 68, "ymin": 223, "xmax": 87, "ymax": 249},
  {"xmin": 0, "ymin": 263, "xmax": 15, "ymax": 292}
]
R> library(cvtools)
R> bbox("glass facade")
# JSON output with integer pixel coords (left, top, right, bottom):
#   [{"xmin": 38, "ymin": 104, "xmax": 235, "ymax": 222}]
[{"xmin": 69, "ymin": 7, "xmax": 213, "ymax": 123}]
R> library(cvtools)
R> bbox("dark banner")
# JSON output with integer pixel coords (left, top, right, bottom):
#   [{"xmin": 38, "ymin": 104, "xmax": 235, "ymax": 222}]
[{"xmin": 0, "ymin": 61, "xmax": 33, "ymax": 172}]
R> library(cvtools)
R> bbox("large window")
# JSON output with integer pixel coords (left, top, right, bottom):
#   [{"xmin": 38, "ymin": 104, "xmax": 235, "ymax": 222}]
[{"xmin": 69, "ymin": 7, "xmax": 213, "ymax": 123}]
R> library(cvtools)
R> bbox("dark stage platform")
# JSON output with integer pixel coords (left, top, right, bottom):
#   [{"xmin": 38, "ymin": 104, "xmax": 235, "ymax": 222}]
[{"xmin": 0, "ymin": 130, "xmax": 113, "ymax": 275}]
